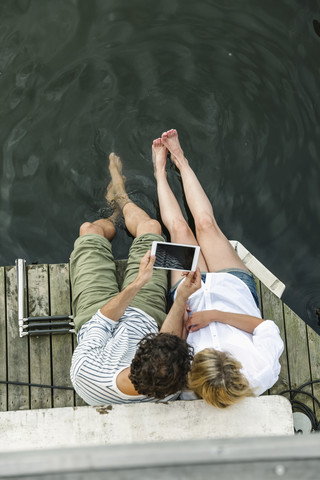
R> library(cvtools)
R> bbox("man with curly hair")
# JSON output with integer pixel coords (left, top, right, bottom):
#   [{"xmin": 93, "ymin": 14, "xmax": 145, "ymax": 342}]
[{"xmin": 70, "ymin": 152, "xmax": 198, "ymax": 405}]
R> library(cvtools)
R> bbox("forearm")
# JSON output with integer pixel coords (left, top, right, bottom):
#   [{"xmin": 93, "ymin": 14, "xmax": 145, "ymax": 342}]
[
  {"xmin": 213, "ymin": 310, "xmax": 264, "ymax": 333},
  {"xmin": 100, "ymin": 279, "xmax": 143, "ymax": 322},
  {"xmin": 160, "ymin": 295, "xmax": 188, "ymax": 337}
]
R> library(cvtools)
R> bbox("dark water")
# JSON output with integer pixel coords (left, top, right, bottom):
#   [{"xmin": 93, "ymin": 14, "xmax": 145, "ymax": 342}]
[{"xmin": 1, "ymin": 0, "xmax": 320, "ymax": 333}]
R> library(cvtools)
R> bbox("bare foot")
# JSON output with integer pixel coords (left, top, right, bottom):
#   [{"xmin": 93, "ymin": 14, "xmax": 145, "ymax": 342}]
[
  {"xmin": 104, "ymin": 181, "xmax": 122, "ymax": 223},
  {"xmin": 152, "ymin": 138, "xmax": 167, "ymax": 178},
  {"xmin": 108, "ymin": 153, "xmax": 131, "ymax": 210},
  {"xmin": 105, "ymin": 180, "xmax": 115, "ymax": 204},
  {"xmin": 161, "ymin": 129, "xmax": 187, "ymax": 167},
  {"xmin": 109, "ymin": 152, "xmax": 123, "ymax": 178}
]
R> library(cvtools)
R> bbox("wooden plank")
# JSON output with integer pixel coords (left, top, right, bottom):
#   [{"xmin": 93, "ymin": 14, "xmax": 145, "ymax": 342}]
[
  {"xmin": 73, "ymin": 329, "xmax": 88, "ymax": 407},
  {"xmin": 254, "ymin": 278, "xmax": 271, "ymax": 395},
  {"xmin": 306, "ymin": 325, "xmax": 320, "ymax": 418},
  {"xmin": 49, "ymin": 264, "xmax": 74, "ymax": 408},
  {"xmin": 74, "ymin": 392, "xmax": 88, "ymax": 406},
  {"xmin": 6, "ymin": 266, "xmax": 29, "ymax": 410},
  {"xmin": 70, "ymin": 261, "xmax": 87, "ymax": 408},
  {"xmin": 0, "ymin": 267, "xmax": 7, "ymax": 411},
  {"xmin": 284, "ymin": 303, "xmax": 314, "ymax": 413},
  {"xmin": 253, "ymin": 276, "xmax": 263, "ymax": 328},
  {"xmin": 28, "ymin": 264, "xmax": 52, "ymax": 409},
  {"xmin": 253, "ymin": 275, "xmax": 261, "ymax": 304},
  {"xmin": 260, "ymin": 283, "xmax": 290, "ymax": 395}
]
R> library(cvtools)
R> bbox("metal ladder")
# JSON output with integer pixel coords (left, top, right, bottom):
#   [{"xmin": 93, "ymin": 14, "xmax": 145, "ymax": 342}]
[{"xmin": 16, "ymin": 259, "xmax": 75, "ymax": 337}]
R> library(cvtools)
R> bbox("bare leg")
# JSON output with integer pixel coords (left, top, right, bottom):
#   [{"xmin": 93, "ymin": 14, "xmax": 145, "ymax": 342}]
[
  {"xmin": 153, "ymin": 138, "xmax": 208, "ymax": 286},
  {"xmin": 78, "ymin": 180, "xmax": 120, "ymax": 240},
  {"xmin": 105, "ymin": 179, "xmax": 122, "ymax": 224},
  {"xmin": 108, "ymin": 153, "xmax": 161, "ymax": 237},
  {"xmin": 161, "ymin": 129, "xmax": 248, "ymax": 272},
  {"xmin": 79, "ymin": 218, "xmax": 117, "ymax": 241}
]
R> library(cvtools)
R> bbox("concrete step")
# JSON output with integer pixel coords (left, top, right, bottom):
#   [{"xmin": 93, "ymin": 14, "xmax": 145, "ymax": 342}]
[{"xmin": 0, "ymin": 396, "xmax": 293, "ymax": 452}]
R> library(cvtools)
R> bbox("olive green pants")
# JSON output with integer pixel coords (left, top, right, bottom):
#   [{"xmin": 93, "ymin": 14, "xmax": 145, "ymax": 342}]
[{"xmin": 70, "ymin": 233, "xmax": 168, "ymax": 332}]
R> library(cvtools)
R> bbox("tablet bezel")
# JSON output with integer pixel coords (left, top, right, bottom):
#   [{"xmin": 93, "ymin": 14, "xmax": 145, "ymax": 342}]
[{"xmin": 150, "ymin": 241, "xmax": 200, "ymax": 272}]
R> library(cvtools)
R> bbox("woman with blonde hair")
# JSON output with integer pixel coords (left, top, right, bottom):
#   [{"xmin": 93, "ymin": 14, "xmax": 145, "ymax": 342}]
[{"xmin": 153, "ymin": 129, "xmax": 284, "ymax": 408}]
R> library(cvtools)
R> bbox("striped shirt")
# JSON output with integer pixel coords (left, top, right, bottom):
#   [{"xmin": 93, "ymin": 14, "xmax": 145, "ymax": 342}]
[{"xmin": 70, "ymin": 307, "xmax": 177, "ymax": 405}]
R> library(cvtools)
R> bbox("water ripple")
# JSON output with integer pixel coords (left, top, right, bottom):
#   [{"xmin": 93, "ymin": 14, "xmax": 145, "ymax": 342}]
[{"xmin": 0, "ymin": 0, "xmax": 319, "ymax": 331}]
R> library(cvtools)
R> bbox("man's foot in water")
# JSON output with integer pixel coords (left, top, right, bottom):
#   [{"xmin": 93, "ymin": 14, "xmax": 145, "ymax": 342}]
[
  {"xmin": 161, "ymin": 129, "xmax": 188, "ymax": 169},
  {"xmin": 105, "ymin": 180, "xmax": 122, "ymax": 224},
  {"xmin": 108, "ymin": 152, "xmax": 132, "ymax": 210},
  {"xmin": 152, "ymin": 138, "xmax": 168, "ymax": 180}
]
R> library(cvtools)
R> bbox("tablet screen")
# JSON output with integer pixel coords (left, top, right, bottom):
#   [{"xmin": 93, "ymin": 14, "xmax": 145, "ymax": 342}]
[{"xmin": 153, "ymin": 243, "xmax": 196, "ymax": 271}]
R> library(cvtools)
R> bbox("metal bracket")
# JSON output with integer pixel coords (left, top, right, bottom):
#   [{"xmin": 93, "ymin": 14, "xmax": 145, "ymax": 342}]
[{"xmin": 16, "ymin": 259, "xmax": 75, "ymax": 337}]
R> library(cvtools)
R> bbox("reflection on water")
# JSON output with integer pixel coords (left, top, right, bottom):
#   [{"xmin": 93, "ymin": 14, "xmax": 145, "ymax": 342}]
[{"xmin": 0, "ymin": 0, "xmax": 319, "ymax": 332}]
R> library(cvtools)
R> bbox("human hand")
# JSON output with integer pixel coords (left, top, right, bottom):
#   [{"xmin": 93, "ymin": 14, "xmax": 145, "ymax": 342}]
[
  {"xmin": 136, "ymin": 250, "xmax": 155, "ymax": 287},
  {"xmin": 182, "ymin": 304, "xmax": 191, "ymax": 323},
  {"xmin": 185, "ymin": 310, "xmax": 215, "ymax": 333},
  {"xmin": 177, "ymin": 267, "xmax": 201, "ymax": 301}
]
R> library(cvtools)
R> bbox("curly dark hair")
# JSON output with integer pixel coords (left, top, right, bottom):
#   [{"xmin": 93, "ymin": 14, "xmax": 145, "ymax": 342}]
[{"xmin": 129, "ymin": 333, "xmax": 194, "ymax": 399}]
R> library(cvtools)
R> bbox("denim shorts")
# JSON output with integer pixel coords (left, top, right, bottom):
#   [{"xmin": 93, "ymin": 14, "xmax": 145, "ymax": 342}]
[{"xmin": 168, "ymin": 268, "xmax": 259, "ymax": 310}]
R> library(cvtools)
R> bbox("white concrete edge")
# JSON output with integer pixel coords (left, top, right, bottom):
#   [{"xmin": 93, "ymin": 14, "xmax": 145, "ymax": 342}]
[
  {"xmin": 0, "ymin": 397, "xmax": 294, "ymax": 452},
  {"xmin": 230, "ymin": 240, "xmax": 285, "ymax": 298}
]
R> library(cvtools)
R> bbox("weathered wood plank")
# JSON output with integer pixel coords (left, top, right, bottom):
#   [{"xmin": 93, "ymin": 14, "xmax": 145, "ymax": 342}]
[
  {"xmin": 28, "ymin": 264, "xmax": 52, "ymax": 409},
  {"xmin": 284, "ymin": 304, "xmax": 314, "ymax": 413},
  {"xmin": 260, "ymin": 283, "xmax": 290, "ymax": 395},
  {"xmin": 306, "ymin": 325, "xmax": 320, "ymax": 418},
  {"xmin": 49, "ymin": 264, "xmax": 74, "ymax": 408},
  {"xmin": 254, "ymin": 278, "xmax": 271, "ymax": 394},
  {"xmin": 73, "ymin": 327, "xmax": 88, "ymax": 407},
  {"xmin": 6, "ymin": 266, "xmax": 29, "ymax": 410},
  {"xmin": 74, "ymin": 392, "xmax": 88, "ymax": 406},
  {"xmin": 0, "ymin": 267, "xmax": 7, "ymax": 411},
  {"xmin": 69, "ymin": 262, "xmax": 87, "ymax": 408},
  {"xmin": 253, "ymin": 276, "xmax": 261, "ymax": 303}
]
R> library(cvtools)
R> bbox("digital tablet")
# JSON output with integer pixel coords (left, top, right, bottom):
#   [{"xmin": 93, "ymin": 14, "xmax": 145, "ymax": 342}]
[{"xmin": 151, "ymin": 241, "xmax": 200, "ymax": 272}]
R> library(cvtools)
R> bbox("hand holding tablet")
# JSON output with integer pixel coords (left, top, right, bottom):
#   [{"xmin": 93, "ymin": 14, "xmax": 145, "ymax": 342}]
[{"xmin": 151, "ymin": 241, "xmax": 200, "ymax": 271}]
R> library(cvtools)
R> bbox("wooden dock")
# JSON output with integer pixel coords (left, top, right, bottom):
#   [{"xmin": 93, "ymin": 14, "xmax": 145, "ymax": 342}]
[{"xmin": 1, "ymin": 261, "xmax": 320, "ymax": 419}]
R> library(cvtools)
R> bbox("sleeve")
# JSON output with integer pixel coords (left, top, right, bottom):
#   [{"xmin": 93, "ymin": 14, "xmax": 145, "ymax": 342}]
[
  {"xmin": 71, "ymin": 310, "xmax": 119, "ymax": 382},
  {"xmin": 252, "ymin": 320, "xmax": 284, "ymax": 376},
  {"xmin": 77, "ymin": 309, "xmax": 117, "ymax": 347}
]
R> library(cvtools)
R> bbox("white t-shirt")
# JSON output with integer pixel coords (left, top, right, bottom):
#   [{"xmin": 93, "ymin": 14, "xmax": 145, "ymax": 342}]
[{"xmin": 177, "ymin": 272, "xmax": 284, "ymax": 396}]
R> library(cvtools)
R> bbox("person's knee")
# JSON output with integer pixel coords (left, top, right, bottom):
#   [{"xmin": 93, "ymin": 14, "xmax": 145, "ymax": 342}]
[
  {"xmin": 195, "ymin": 214, "xmax": 218, "ymax": 235},
  {"xmin": 79, "ymin": 222, "xmax": 104, "ymax": 237},
  {"xmin": 137, "ymin": 219, "xmax": 161, "ymax": 236},
  {"xmin": 170, "ymin": 219, "xmax": 190, "ymax": 238}
]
